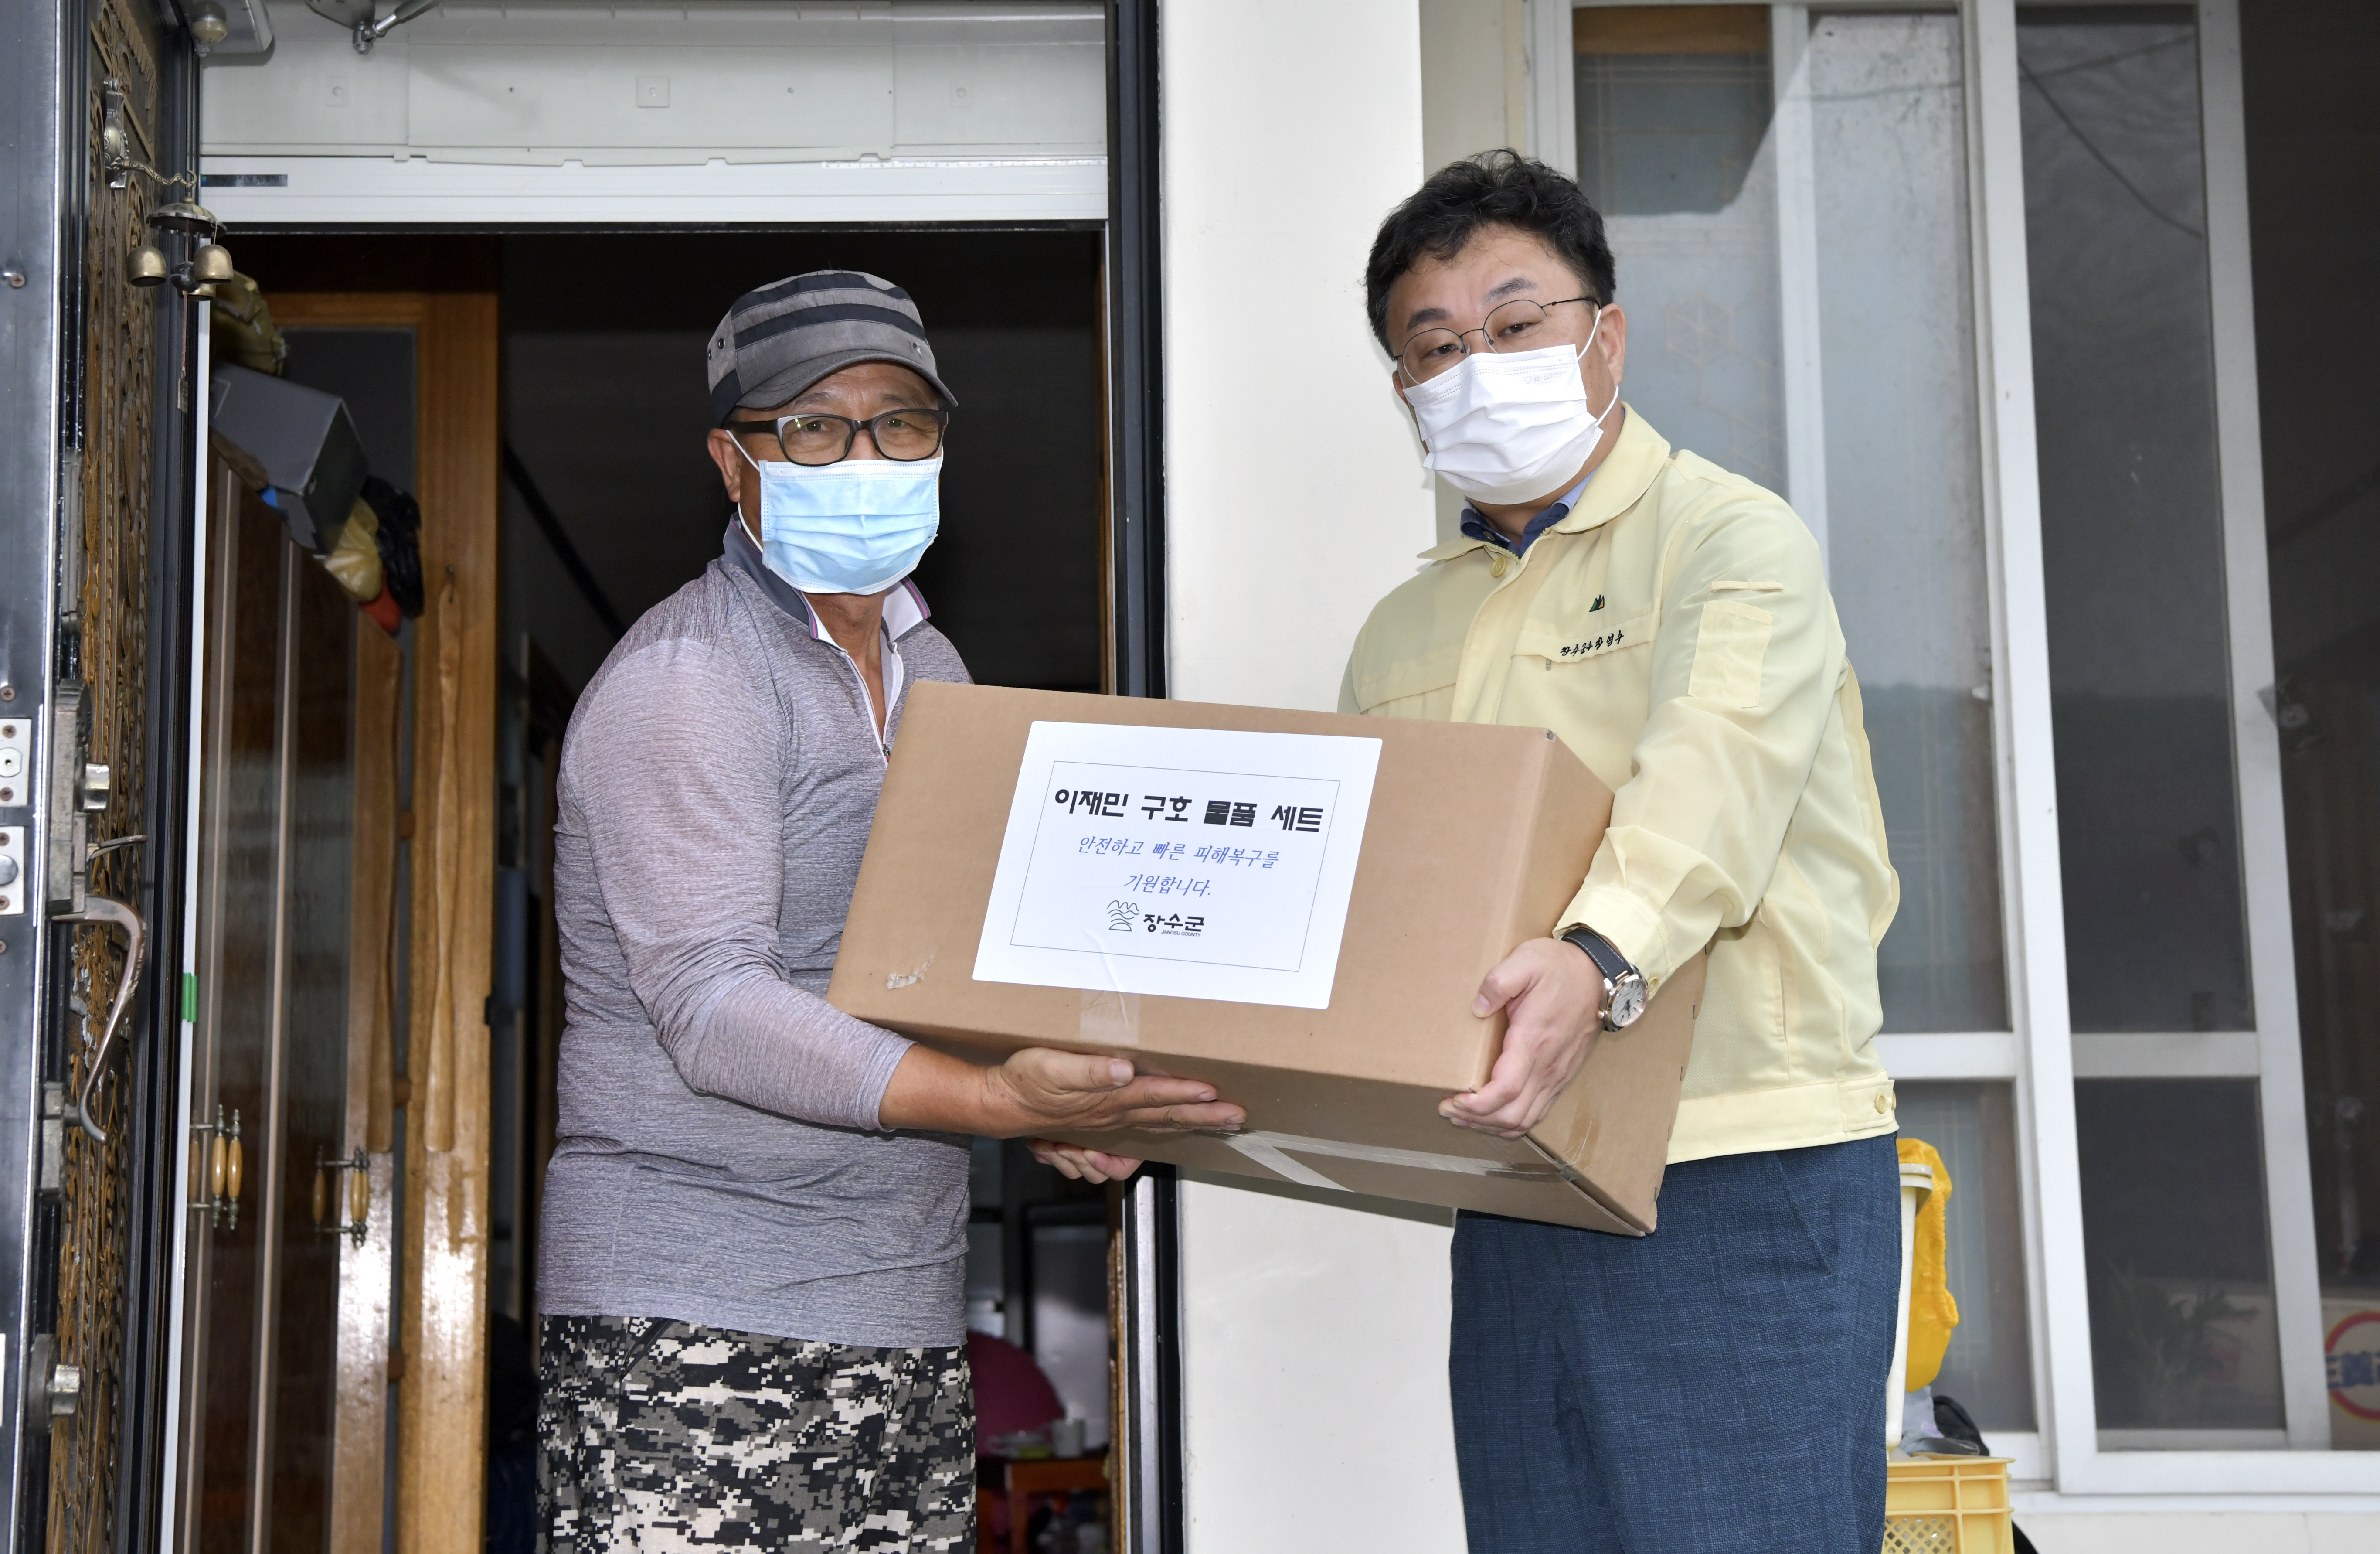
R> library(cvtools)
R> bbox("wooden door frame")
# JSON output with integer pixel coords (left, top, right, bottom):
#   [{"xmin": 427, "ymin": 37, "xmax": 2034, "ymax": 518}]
[{"xmin": 268, "ymin": 292, "xmax": 500, "ymax": 1554}]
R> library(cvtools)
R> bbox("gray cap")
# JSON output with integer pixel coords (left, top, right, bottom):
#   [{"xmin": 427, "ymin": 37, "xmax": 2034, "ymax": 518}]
[{"xmin": 706, "ymin": 269, "xmax": 956, "ymax": 425}]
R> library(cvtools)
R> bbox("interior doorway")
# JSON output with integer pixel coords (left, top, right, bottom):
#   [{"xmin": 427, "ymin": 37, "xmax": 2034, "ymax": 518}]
[
  {"xmin": 172, "ymin": 279, "xmax": 500, "ymax": 1554},
  {"xmin": 493, "ymin": 230, "xmax": 1108, "ymax": 695},
  {"xmin": 230, "ymin": 226, "xmax": 1120, "ymax": 1552}
]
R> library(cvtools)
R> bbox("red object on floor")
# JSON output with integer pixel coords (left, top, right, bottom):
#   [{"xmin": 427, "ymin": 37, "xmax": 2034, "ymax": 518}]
[
  {"xmin": 968, "ymin": 1331, "xmax": 1063, "ymax": 1447},
  {"xmin": 968, "ymin": 1333, "xmax": 1068, "ymax": 1549}
]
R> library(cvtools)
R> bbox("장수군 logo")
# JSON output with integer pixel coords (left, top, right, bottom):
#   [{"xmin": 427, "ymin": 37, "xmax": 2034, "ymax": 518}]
[{"xmin": 1106, "ymin": 900, "xmax": 1140, "ymax": 932}]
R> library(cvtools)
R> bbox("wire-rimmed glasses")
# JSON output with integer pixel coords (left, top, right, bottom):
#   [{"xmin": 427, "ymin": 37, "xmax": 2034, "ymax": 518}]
[
  {"xmin": 1396, "ymin": 296, "xmax": 1599, "ymax": 383},
  {"xmin": 726, "ymin": 406, "xmax": 950, "ymax": 466}
]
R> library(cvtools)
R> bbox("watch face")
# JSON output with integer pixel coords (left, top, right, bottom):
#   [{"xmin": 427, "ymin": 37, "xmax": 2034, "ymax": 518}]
[{"xmin": 1607, "ymin": 977, "xmax": 1648, "ymax": 1029}]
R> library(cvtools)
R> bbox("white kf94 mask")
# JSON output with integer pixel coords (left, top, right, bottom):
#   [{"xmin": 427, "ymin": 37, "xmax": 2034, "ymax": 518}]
[
  {"xmin": 734, "ymin": 442, "xmax": 942, "ymax": 596},
  {"xmin": 1401, "ymin": 310, "xmax": 1617, "ymax": 505}
]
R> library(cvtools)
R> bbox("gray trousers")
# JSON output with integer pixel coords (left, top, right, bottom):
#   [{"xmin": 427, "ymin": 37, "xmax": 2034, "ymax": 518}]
[{"xmin": 539, "ymin": 1316, "xmax": 975, "ymax": 1553}]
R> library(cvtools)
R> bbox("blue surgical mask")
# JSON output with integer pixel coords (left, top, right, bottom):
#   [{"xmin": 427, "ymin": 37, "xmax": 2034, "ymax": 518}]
[{"xmin": 735, "ymin": 443, "xmax": 942, "ymax": 596}]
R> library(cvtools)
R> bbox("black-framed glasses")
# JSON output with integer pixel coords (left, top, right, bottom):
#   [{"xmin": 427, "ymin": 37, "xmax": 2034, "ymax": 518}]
[
  {"xmin": 726, "ymin": 406, "xmax": 950, "ymax": 466},
  {"xmin": 1396, "ymin": 296, "xmax": 1599, "ymax": 383}
]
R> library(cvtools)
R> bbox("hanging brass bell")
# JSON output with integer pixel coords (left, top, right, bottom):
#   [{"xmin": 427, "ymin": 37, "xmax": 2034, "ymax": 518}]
[
  {"xmin": 188, "ymin": 1, "xmax": 229, "ymax": 48},
  {"xmin": 146, "ymin": 199, "xmax": 220, "ymax": 237},
  {"xmin": 126, "ymin": 244, "xmax": 167, "ymax": 286},
  {"xmin": 188, "ymin": 243, "xmax": 235, "ymax": 285}
]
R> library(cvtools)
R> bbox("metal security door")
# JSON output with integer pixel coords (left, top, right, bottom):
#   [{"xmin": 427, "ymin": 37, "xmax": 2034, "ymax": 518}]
[
  {"xmin": 44, "ymin": 6, "xmax": 195, "ymax": 1554},
  {"xmin": 0, "ymin": 0, "xmax": 205, "ymax": 1545},
  {"xmin": 176, "ymin": 472, "xmax": 360, "ymax": 1554}
]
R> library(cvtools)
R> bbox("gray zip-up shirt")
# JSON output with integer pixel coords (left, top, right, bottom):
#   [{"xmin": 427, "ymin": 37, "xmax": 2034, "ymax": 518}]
[{"xmin": 536, "ymin": 522, "xmax": 972, "ymax": 1347}]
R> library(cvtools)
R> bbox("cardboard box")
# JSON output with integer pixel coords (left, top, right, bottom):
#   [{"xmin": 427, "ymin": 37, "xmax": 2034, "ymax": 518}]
[{"xmin": 828, "ymin": 684, "xmax": 1701, "ymax": 1233}]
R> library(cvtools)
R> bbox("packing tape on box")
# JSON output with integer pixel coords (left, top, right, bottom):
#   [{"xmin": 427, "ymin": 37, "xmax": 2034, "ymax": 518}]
[
  {"xmin": 1221, "ymin": 1129, "xmax": 1567, "ymax": 1193},
  {"xmin": 1079, "ymin": 988, "xmax": 1141, "ymax": 1047}
]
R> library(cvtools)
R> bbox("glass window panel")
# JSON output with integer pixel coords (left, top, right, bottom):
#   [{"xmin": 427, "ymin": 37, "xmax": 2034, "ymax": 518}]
[
  {"xmin": 1897, "ymin": 1083, "xmax": 2037, "ymax": 1430},
  {"xmin": 1030, "ymin": 1220, "xmax": 1114, "ymax": 1447},
  {"xmin": 1807, "ymin": 14, "xmax": 2006, "ymax": 1033},
  {"xmin": 1575, "ymin": 4, "xmax": 1773, "ymax": 215},
  {"xmin": 2240, "ymin": 0, "xmax": 2380, "ymax": 1448},
  {"xmin": 1576, "ymin": 6, "xmax": 1785, "ymax": 493},
  {"xmin": 2077, "ymin": 1079, "xmax": 2284, "ymax": 1438},
  {"xmin": 1576, "ymin": 9, "xmax": 2005, "ymax": 1035},
  {"xmin": 2018, "ymin": 6, "xmax": 2251, "ymax": 1034},
  {"xmin": 2284, "ymin": 684, "xmax": 2380, "ymax": 1448}
]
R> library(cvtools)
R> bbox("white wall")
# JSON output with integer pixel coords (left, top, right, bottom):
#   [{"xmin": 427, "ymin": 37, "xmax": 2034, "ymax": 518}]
[
  {"xmin": 1177, "ymin": 1178, "xmax": 1465, "ymax": 1551},
  {"xmin": 1160, "ymin": 0, "xmax": 1437, "ymax": 715},
  {"xmin": 1419, "ymin": 0, "xmax": 1527, "ymax": 175},
  {"xmin": 1158, "ymin": 2, "xmax": 1465, "ymax": 1548},
  {"xmin": 1417, "ymin": 0, "xmax": 1528, "ymax": 548},
  {"xmin": 198, "ymin": 0, "xmax": 1106, "ymax": 225},
  {"xmin": 205, "ymin": 0, "xmax": 1104, "ymax": 160},
  {"xmin": 2021, "ymin": 1512, "xmax": 2380, "ymax": 1553}
]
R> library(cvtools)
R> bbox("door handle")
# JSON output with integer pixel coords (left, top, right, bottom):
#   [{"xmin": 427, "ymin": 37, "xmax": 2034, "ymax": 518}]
[
  {"xmin": 314, "ymin": 1147, "xmax": 369, "ymax": 1247},
  {"xmin": 54, "ymin": 889, "xmax": 146, "ymax": 1145},
  {"xmin": 41, "ymin": 677, "xmax": 150, "ymax": 1145},
  {"xmin": 194, "ymin": 1105, "xmax": 243, "ymax": 1230}
]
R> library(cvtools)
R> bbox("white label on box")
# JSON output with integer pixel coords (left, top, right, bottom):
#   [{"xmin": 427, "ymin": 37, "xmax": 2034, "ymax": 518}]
[{"xmin": 972, "ymin": 721, "xmax": 1382, "ymax": 1009}]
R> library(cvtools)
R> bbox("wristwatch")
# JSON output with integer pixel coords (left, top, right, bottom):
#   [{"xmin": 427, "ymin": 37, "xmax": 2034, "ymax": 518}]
[{"xmin": 1562, "ymin": 926, "xmax": 1648, "ymax": 1032}]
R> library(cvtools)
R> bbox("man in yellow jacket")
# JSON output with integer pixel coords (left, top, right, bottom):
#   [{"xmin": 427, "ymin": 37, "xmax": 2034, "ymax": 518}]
[{"xmin": 1348, "ymin": 151, "xmax": 1903, "ymax": 1554}]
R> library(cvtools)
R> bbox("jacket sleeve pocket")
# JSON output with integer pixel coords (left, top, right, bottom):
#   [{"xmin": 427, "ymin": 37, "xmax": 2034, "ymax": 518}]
[{"xmin": 1688, "ymin": 599, "xmax": 1774, "ymax": 709}]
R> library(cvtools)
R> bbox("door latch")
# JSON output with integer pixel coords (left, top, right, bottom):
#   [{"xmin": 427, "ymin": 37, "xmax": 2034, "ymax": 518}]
[{"xmin": 44, "ymin": 680, "xmax": 149, "ymax": 1145}]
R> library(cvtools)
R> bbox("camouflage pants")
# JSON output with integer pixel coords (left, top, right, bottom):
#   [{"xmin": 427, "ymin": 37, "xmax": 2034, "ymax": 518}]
[{"xmin": 539, "ymin": 1316, "xmax": 974, "ymax": 1553}]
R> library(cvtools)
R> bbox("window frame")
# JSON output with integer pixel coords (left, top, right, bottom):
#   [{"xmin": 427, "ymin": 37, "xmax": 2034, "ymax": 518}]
[{"xmin": 1549, "ymin": 0, "xmax": 2376, "ymax": 1497}]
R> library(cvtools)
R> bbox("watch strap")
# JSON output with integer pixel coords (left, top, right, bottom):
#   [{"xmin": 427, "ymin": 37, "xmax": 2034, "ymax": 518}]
[{"xmin": 1562, "ymin": 926, "xmax": 1634, "ymax": 983}]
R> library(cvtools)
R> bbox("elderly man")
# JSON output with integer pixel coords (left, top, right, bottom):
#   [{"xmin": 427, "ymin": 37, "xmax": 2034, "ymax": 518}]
[
  {"xmin": 1346, "ymin": 155, "xmax": 1904, "ymax": 1552},
  {"xmin": 536, "ymin": 272, "xmax": 1240, "ymax": 1553}
]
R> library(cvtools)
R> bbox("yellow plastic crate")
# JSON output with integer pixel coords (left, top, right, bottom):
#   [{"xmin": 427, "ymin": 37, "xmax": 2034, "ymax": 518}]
[{"xmin": 1881, "ymin": 1456, "xmax": 2013, "ymax": 1554}]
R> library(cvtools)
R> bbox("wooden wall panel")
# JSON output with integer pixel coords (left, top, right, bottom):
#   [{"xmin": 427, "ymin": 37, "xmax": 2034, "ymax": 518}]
[
  {"xmin": 401, "ymin": 291, "xmax": 500, "ymax": 1554},
  {"xmin": 271, "ymin": 290, "xmax": 500, "ymax": 1554},
  {"xmin": 329, "ymin": 621, "xmax": 401, "ymax": 1554}
]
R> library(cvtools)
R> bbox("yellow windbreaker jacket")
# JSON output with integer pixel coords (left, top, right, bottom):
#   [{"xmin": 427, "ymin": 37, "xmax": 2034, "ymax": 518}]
[{"xmin": 1339, "ymin": 408, "xmax": 1900, "ymax": 1162}]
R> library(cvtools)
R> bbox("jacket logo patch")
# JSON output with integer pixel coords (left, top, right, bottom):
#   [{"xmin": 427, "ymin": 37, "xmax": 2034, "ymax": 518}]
[{"xmin": 1558, "ymin": 630, "xmax": 1626, "ymax": 658}]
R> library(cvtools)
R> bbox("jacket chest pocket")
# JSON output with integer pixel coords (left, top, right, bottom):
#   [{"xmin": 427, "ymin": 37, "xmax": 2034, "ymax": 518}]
[
  {"xmin": 1502, "ymin": 609, "xmax": 1653, "ymax": 785},
  {"xmin": 1351, "ymin": 642, "xmax": 1463, "ymax": 717},
  {"xmin": 1513, "ymin": 609, "xmax": 1655, "ymax": 670}
]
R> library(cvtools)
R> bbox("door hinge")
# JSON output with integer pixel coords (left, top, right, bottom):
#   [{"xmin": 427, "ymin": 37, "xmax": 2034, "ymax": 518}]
[
  {"xmin": 23, "ymin": 1335, "xmax": 78, "ymax": 1431},
  {"xmin": 38, "ymin": 1084, "xmax": 63, "ymax": 1203}
]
